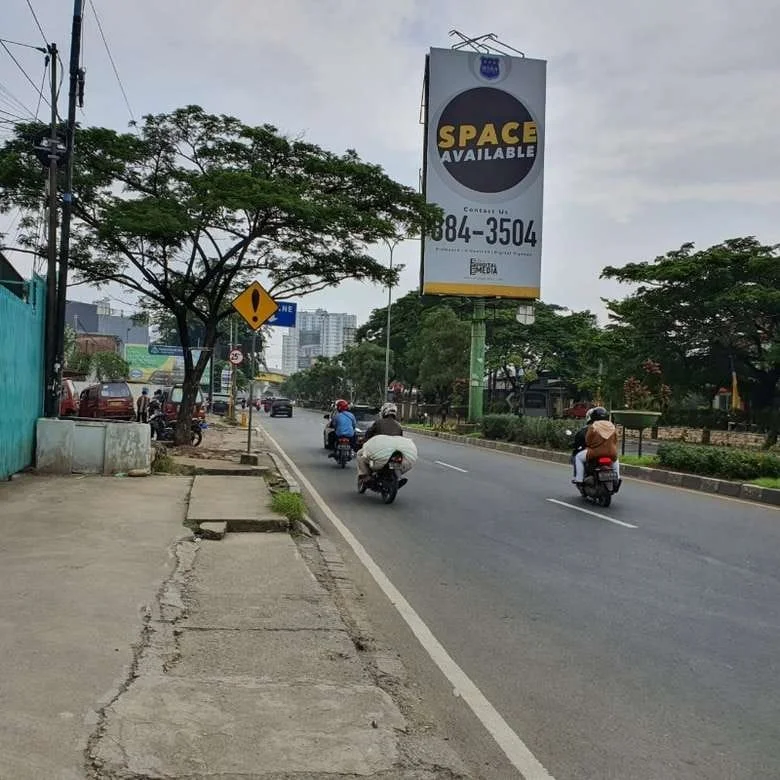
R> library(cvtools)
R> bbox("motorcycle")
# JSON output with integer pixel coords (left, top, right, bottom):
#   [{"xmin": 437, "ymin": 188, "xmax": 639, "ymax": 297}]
[
  {"xmin": 150, "ymin": 411, "xmax": 205, "ymax": 446},
  {"xmin": 566, "ymin": 430, "xmax": 620, "ymax": 507},
  {"xmin": 358, "ymin": 450, "xmax": 408, "ymax": 504},
  {"xmin": 333, "ymin": 436, "xmax": 353, "ymax": 468}
]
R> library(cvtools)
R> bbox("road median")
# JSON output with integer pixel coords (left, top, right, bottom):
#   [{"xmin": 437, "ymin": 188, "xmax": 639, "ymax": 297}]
[{"xmin": 406, "ymin": 427, "xmax": 780, "ymax": 508}]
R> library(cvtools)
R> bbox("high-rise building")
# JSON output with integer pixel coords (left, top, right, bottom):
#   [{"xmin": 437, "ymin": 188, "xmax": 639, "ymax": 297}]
[{"xmin": 281, "ymin": 309, "xmax": 358, "ymax": 375}]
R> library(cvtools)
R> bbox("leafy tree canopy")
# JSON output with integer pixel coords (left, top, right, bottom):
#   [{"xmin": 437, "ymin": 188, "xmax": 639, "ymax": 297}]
[{"xmin": 0, "ymin": 106, "xmax": 437, "ymax": 439}]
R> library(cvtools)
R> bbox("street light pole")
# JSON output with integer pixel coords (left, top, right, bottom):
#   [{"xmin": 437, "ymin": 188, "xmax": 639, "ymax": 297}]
[{"xmin": 383, "ymin": 237, "xmax": 401, "ymax": 402}]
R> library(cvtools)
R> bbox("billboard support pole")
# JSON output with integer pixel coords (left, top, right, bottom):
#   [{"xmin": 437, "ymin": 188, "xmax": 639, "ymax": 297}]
[{"xmin": 468, "ymin": 298, "xmax": 486, "ymax": 423}]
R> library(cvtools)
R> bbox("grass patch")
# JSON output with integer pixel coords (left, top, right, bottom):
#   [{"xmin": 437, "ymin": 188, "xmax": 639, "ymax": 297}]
[
  {"xmin": 271, "ymin": 490, "xmax": 306, "ymax": 523},
  {"xmin": 750, "ymin": 477, "xmax": 780, "ymax": 489},
  {"xmin": 620, "ymin": 454, "xmax": 659, "ymax": 467}
]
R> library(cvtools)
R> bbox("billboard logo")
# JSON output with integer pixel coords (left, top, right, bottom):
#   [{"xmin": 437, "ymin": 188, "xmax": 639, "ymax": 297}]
[
  {"xmin": 437, "ymin": 87, "xmax": 538, "ymax": 194},
  {"xmin": 470, "ymin": 259, "xmax": 498, "ymax": 276},
  {"xmin": 479, "ymin": 56, "xmax": 500, "ymax": 80}
]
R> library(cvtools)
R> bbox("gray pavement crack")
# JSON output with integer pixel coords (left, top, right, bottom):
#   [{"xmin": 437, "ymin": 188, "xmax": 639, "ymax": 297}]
[{"xmin": 83, "ymin": 534, "xmax": 199, "ymax": 779}]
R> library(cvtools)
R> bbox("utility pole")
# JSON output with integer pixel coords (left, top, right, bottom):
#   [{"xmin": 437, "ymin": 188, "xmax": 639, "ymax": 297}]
[
  {"xmin": 43, "ymin": 43, "xmax": 59, "ymax": 417},
  {"xmin": 53, "ymin": 0, "xmax": 84, "ymax": 414}
]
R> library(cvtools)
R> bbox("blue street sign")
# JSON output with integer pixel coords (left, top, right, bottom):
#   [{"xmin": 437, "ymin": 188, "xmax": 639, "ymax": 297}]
[
  {"xmin": 267, "ymin": 301, "xmax": 297, "ymax": 328},
  {"xmin": 148, "ymin": 343, "xmax": 184, "ymax": 356}
]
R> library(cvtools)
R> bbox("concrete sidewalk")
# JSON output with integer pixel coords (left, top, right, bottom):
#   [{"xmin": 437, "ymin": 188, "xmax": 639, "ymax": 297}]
[
  {"xmin": 0, "ymin": 459, "xmax": 467, "ymax": 777},
  {"xmin": 0, "ymin": 474, "xmax": 191, "ymax": 780}
]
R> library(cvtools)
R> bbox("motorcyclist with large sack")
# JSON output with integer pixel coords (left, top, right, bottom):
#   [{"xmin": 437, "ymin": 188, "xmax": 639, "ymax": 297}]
[
  {"xmin": 572, "ymin": 406, "xmax": 621, "ymax": 488},
  {"xmin": 357, "ymin": 402, "xmax": 404, "ymax": 485}
]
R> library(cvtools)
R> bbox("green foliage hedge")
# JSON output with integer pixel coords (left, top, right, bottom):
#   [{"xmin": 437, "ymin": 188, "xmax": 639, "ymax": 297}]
[
  {"xmin": 481, "ymin": 414, "xmax": 572, "ymax": 451},
  {"xmin": 656, "ymin": 443, "xmax": 780, "ymax": 480}
]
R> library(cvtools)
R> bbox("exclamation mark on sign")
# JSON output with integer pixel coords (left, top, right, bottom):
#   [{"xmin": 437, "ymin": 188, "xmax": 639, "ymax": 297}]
[{"xmin": 251, "ymin": 289, "xmax": 260, "ymax": 324}]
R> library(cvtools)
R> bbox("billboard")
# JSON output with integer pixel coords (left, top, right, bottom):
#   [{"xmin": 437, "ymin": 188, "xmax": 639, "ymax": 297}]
[
  {"xmin": 125, "ymin": 345, "xmax": 211, "ymax": 385},
  {"xmin": 421, "ymin": 48, "xmax": 546, "ymax": 299}
]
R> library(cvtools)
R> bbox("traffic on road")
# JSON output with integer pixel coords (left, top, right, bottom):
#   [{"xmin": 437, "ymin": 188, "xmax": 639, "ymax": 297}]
[{"xmin": 263, "ymin": 407, "xmax": 780, "ymax": 780}]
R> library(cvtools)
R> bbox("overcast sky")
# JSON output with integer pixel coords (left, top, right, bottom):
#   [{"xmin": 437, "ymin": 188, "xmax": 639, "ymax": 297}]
[{"xmin": 3, "ymin": 0, "xmax": 779, "ymax": 367}]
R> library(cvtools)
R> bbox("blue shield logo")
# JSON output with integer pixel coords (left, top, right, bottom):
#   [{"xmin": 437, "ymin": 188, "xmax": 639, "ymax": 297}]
[{"xmin": 479, "ymin": 56, "xmax": 500, "ymax": 80}]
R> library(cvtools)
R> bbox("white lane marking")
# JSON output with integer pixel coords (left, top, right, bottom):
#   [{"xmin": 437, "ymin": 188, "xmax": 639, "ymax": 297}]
[
  {"xmin": 546, "ymin": 498, "xmax": 638, "ymax": 529},
  {"xmin": 261, "ymin": 424, "xmax": 556, "ymax": 780},
  {"xmin": 434, "ymin": 460, "xmax": 468, "ymax": 473}
]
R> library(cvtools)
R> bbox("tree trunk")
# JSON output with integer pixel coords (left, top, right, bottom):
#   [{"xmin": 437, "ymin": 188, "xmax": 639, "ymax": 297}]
[{"xmin": 174, "ymin": 323, "xmax": 215, "ymax": 445}]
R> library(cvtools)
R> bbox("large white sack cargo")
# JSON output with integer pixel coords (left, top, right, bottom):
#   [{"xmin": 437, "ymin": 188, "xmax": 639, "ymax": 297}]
[{"xmin": 361, "ymin": 434, "xmax": 418, "ymax": 474}]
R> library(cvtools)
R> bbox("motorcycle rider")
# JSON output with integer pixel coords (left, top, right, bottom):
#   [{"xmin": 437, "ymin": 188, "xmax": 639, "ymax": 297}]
[
  {"xmin": 328, "ymin": 399, "xmax": 357, "ymax": 457},
  {"xmin": 357, "ymin": 402, "xmax": 404, "ymax": 484},
  {"xmin": 572, "ymin": 406, "xmax": 621, "ymax": 487}
]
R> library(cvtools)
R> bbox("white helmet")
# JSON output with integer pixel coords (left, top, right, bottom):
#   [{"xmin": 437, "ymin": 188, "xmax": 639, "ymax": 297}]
[{"xmin": 380, "ymin": 402, "xmax": 398, "ymax": 418}]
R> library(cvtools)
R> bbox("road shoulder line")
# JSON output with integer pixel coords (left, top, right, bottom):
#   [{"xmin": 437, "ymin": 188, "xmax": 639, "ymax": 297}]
[{"xmin": 260, "ymin": 422, "xmax": 557, "ymax": 780}]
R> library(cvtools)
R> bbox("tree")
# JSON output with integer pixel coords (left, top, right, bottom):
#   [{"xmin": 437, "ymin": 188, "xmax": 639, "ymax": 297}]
[
  {"xmin": 356, "ymin": 291, "xmax": 472, "ymax": 389},
  {"xmin": 281, "ymin": 357, "xmax": 347, "ymax": 407},
  {"xmin": 0, "ymin": 107, "xmax": 437, "ymax": 441},
  {"xmin": 341, "ymin": 341, "xmax": 388, "ymax": 405},
  {"xmin": 483, "ymin": 301, "xmax": 601, "ymax": 410},
  {"xmin": 602, "ymin": 238, "xmax": 780, "ymax": 442},
  {"xmin": 412, "ymin": 308, "xmax": 470, "ymax": 403},
  {"xmin": 93, "ymin": 352, "xmax": 130, "ymax": 382}
]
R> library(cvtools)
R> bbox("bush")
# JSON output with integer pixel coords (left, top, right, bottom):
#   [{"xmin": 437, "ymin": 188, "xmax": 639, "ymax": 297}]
[
  {"xmin": 481, "ymin": 414, "xmax": 571, "ymax": 450},
  {"xmin": 657, "ymin": 443, "xmax": 780, "ymax": 480},
  {"xmin": 659, "ymin": 407, "xmax": 750, "ymax": 431},
  {"xmin": 482, "ymin": 414, "xmax": 514, "ymax": 440}
]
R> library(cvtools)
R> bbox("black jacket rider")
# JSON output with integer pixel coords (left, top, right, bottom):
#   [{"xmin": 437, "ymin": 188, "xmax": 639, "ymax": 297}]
[
  {"xmin": 572, "ymin": 424, "xmax": 588, "ymax": 454},
  {"xmin": 364, "ymin": 416, "xmax": 403, "ymax": 441}
]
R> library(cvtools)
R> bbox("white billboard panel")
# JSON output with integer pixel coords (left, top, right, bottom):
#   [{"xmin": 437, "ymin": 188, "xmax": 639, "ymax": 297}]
[{"xmin": 422, "ymin": 48, "xmax": 546, "ymax": 298}]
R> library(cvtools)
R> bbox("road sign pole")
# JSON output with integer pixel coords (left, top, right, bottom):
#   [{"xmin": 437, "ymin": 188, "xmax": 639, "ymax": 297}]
[{"xmin": 247, "ymin": 331, "xmax": 256, "ymax": 453}]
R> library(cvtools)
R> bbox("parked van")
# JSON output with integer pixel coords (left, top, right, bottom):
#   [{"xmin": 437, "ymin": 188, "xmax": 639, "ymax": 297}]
[
  {"xmin": 59, "ymin": 379, "xmax": 80, "ymax": 416},
  {"xmin": 161, "ymin": 385, "xmax": 205, "ymax": 423},
  {"xmin": 77, "ymin": 382, "xmax": 135, "ymax": 421}
]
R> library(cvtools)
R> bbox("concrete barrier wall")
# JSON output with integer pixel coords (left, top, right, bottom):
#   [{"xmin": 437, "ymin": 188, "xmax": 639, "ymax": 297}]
[{"xmin": 37, "ymin": 418, "xmax": 151, "ymax": 475}]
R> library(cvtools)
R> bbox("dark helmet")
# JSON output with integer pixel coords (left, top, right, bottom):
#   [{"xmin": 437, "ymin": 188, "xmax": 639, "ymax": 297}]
[{"xmin": 585, "ymin": 406, "xmax": 609, "ymax": 424}]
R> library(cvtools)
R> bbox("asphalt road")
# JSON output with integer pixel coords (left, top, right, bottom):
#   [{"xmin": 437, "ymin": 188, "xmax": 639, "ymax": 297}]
[{"xmin": 264, "ymin": 409, "xmax": 780, "ymax": 780}]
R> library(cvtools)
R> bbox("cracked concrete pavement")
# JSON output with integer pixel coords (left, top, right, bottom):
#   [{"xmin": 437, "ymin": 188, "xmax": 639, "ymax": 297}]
[
  {"xmin": 0, "ymin": 474, "xmax": 191, "ymax": 780},
  {"xmin": 0, "ymin": 464, "xmax": 469, "ymax": 778}
]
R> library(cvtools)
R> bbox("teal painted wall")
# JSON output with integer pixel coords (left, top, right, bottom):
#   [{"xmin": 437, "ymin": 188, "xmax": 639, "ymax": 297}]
[{"xmin": 0, "ymin": 278, "xmax": 45, "ymax": 480}]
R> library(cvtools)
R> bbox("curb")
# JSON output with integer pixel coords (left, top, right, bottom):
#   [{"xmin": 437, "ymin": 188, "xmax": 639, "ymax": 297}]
[
  {"xmin": 266, "ymin": 451, "xmax": 301, "ymax": 494},
  {"xmin": 405, "ymin": 427, "xmax": 780, "ymax": 508}
]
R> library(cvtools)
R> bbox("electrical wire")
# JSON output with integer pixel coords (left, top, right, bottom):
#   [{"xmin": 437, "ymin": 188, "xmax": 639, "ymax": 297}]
[
  {"xmin": 0, "ymin": 82, "xmax": 35, "ymax": 118},
  {"xmin": 88, "ymin": 0, "xmax": 135, "ymax": 123},
  {"xmin": 34, "ymin": 55, "xmax": 49, "ymax": 119},
  {"xmin": 24, "ymin": 0, "xmax": 49, "ymax": 47},
  {"xmin": 0, "ymin": 40, "xmax": 50, "ymax": 110}
]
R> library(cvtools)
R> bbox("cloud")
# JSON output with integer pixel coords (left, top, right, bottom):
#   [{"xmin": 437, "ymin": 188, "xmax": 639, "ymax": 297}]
[{"xmin": 3, "ymin": 0, "xmax": 780, "ymax": 366}]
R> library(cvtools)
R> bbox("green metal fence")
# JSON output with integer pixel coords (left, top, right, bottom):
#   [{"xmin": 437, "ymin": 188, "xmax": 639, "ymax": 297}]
[{"xmin": 0, "ymin": 277, "xmax": 45, "ymax": 480}]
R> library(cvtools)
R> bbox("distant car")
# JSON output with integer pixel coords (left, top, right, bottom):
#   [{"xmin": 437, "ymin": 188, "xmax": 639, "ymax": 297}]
[
  {"xmin": 562, "ymin": 402, "xmax": 592, "ymax": 419},
  {"xmin": 59, "ymin": 379, "xmax": 79, "ymax": 416},
  {"xmin": 78, "ymin": 382, "xmax": 135, "ymax": 421},
  {"xmin": 269, "ymin": 397, "xmax": 293, "ymax": 418},
  {"xmin": 323, "ymin": 404, "xmax": 378, "ymax": 449},
  {"xmin": 210, "ymin": 393, "xmax": 231, "ymax": 415},
  {"xmin": 161, "ymin": 385, "xmax": 205, "ymax": 422}
]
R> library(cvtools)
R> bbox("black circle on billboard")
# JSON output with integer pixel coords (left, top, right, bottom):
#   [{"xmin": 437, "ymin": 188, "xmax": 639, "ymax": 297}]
[{"xmin": 437, "ymin": 87, "xmax": 537, "ymax": 194}]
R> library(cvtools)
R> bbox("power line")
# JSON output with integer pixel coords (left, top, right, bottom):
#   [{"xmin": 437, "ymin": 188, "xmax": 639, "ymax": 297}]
[
  {"xmin": 0, "ymin": 82, "xmax": 35, "ymax": 118},
  {"xmin": 0, "ymin": 37, "xmax": 46, "ymax": 52},
  {"xmin": 34, "ymin": 55, "xmax": 49, "ymax": 119},
  {"xmin": 88, "ymin": 0, "xmax": 135, "ymax": 123},
  {"xmin": 24, "ymin": 0, "xmax": 49, "ymax": 47},
  {"xmin": 0, "ymin": 40, "xmax": 50, "ymax": 110}
]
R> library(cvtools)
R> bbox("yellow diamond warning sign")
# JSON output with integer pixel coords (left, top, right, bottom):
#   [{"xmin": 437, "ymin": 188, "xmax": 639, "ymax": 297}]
[{"xmin": 231, "ymin": 281, "xmax": 279, "ymax": 331}]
